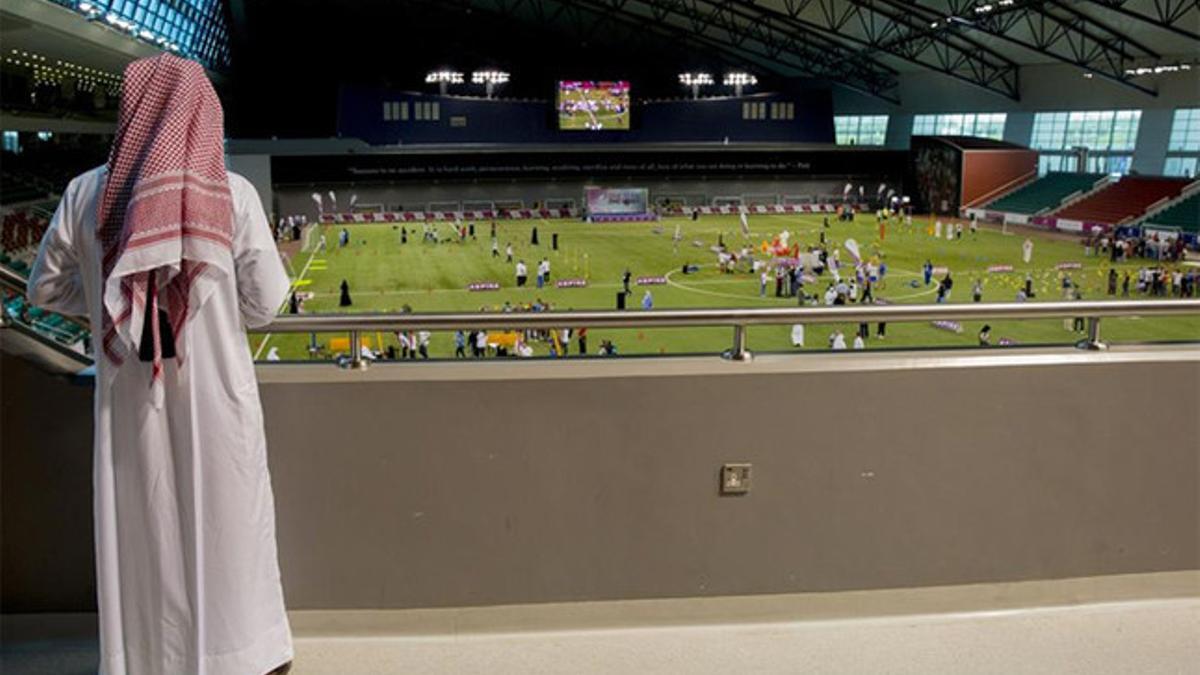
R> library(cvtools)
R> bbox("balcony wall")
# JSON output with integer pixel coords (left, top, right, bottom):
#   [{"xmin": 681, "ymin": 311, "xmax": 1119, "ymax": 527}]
[{"xmin": 2, "ymin": 347, "xmax": 1198, "ymax": 612}]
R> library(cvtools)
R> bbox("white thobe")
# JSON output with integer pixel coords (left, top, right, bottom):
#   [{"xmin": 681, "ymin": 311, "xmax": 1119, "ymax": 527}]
[
  {"xmin": 28, "ymin": 166, "xmax": 293, "ymax": 675},
  {"xmin": 790, "ymin": 324, "xmax": 805, "ymax": 347}
]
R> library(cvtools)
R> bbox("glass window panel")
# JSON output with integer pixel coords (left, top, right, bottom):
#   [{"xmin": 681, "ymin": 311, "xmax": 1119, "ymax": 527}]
[
  {"xmin": 835, "ymin": 115, "xmax": 888, "ymax": 145},
  {"xmin": 1169, "ymin": 109, "xmax": 1200, "ymax": 152}
]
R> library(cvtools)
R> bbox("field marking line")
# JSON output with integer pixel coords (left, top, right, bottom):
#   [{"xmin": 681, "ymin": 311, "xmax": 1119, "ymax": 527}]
[
  {"xmin": 252, "ymin": 229, "xmax": 324, "ymax": 360},
  {"xmin": 665, "ymin": 263, "xmax": 927, "ymax": 304}
]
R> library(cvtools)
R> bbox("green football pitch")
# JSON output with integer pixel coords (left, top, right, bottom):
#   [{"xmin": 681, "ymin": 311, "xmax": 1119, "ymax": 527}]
[{"xmin": 251, "ymin": 214, "xmax": 1200, "ymax": 360}]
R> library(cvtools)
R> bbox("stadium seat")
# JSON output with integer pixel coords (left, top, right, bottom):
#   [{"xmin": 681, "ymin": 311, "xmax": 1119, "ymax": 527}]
[
  {"xmin": 1144, "ymin": 191, "xmax": 1200, "ymax": 233},
  {"xmin": 1052, "ymin": 176, "xmax": 1191, "ymax": 225},
  {"xmin": 986, "ymin": 172, "xmax": 1105, "ymax": 214}
]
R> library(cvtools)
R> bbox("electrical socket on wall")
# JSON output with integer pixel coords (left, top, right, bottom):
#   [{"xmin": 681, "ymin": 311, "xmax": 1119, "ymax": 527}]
[{"xmin": 720, "ymin": 463, "xmax": 751, "ymax": 495}]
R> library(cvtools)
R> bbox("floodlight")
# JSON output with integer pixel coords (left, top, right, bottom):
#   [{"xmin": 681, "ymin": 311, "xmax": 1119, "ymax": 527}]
[
  {"xmin": 472, "ymin": 69, "xmax": 510, "ymax": 84},
  {"xmin": 472, "ymin": 69, "xmax": 510, "ymax": 98},
  {"xmin": 677, "ymin": 72, "xmax": 713, "ymax": 86},
  {"xmin": 723, "ymin": 71, "xmax": 757, "ymax": 96},
  {"xmin": 678, "ymin": 72, "xmax": 713, "ymax": 99},
  {"xmin": 425, "ymin": 69, "xmax": 464, "ymax": 95}
]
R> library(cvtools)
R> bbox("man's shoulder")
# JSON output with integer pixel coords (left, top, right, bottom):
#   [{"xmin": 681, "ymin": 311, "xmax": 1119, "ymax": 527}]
[
  {"xmin": 225, "ymin": 170, "xmax": 252, "ymax": 190},
  {"xmin": 67, "ymin": 165, "xmax": 107, "ymax": 193}
]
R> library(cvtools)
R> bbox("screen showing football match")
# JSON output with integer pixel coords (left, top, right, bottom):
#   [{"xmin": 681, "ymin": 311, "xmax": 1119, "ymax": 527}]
[{"xmin": 557, "ymin": 81, "xmax": 630, "ymax": 130}]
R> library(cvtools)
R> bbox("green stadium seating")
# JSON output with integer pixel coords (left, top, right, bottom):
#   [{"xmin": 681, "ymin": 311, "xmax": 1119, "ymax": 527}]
[
  {"xmin": 986, "ymin": 172, "xmax": 1105, "ymax": 214},
  {"xmin": 1144, "ymin": 191, "xmax": 1200, "ymax": 233}
]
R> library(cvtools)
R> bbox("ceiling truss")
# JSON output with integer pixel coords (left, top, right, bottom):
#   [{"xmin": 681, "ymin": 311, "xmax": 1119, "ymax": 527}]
[{"xmin": 406, "ymin": 0, "xmax": 1200, "ymax": 103}]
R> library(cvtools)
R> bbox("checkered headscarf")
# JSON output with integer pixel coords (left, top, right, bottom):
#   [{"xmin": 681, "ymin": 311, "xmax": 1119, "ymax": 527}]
[{"xmin": 98, "ymin": 54, "xmax": 234, "ymax": 391}]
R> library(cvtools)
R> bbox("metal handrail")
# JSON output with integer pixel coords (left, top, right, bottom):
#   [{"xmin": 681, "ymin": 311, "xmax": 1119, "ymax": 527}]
[
  {"xmin": 261, "ymin": 300, "xmax": 1200, "ymax": 333},
  {"xmin": 7, "ymin": 264, "xmax": 1200, "ymax": 365}
]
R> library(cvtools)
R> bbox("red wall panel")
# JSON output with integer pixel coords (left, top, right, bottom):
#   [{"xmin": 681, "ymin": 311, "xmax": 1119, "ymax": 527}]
[{"xmin": 961, "ymin": 150, "xmax": 1038, "ymax": 209}]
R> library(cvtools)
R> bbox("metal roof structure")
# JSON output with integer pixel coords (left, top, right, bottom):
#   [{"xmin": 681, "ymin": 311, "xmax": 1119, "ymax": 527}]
[{"xmin": 412, "ymin": 0, "xmax": 1198, "ymax": 102}]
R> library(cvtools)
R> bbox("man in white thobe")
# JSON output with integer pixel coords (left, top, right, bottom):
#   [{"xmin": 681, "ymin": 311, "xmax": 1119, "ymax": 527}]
[{"xmin": 27, "ymin": 54, "xmax": 293, "ymax": 675}]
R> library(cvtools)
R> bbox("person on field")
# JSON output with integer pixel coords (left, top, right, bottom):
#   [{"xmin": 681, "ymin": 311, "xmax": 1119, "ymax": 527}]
[{"xmin": 454, "ymin": 330, "xmax": 467, "ymax": 358}]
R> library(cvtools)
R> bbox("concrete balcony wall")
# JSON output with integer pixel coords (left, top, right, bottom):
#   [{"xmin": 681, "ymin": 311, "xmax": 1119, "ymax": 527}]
[{"xmin": 2, "ymin": 348, "xmax": 1198, "ymax": 612}]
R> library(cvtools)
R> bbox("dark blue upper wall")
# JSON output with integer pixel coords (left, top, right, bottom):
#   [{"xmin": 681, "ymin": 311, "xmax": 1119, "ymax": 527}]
[{"xmin": 337, "ymin": 86, "xmax": 835, "ymax": 145}]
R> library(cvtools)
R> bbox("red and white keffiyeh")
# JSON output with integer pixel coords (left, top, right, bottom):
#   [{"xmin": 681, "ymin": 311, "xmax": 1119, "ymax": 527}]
[{"xmin": 98, "ymin": 54, "xmax": 234, "ymax": 389}]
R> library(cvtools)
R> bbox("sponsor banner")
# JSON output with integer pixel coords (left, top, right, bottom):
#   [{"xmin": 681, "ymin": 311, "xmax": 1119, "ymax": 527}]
[
  {"xmin": 998, "ymin": 338, "xmax": 1019, "ymax": 346},
  {"xmin": 320, "ymin": 209, "xmax": 575, "ymax": 223},
  {"xmin": 556, "ymin": 278, "xmax": 588, "ymax": 288},
  {"xmin": 931, "ymin": 320, "xmax": 963, "ymax": 333},
  {"xmin": 636, "ymin": 276, "xmax": 668, "ymax": 286},
  {"xmin": 467, "ymin": 281, "xmax": 500, "ymax": 292},
  {"xmin": 592, "ymin": 213, "xmax": 658, "ymax": 222},
  {"xmin": 1056, "ymin": 262, "xmax": 1082, "ymax": 270},
  {"xmin": 684, "ymin": 204, "xmax": 837, "ymax": 216},
  {"xmin": 1055, "ymin": 218, "xmax": 1084, "ymax": 233},
  {"xmin": 988, "ymin": 264, "xmax": 1014, "ymax": 273},
  {"xmin": 1003, "ymin": 212, "xmax": 1030, "ymax": 226},
  {"xmin": 931, "ymin": 266, "xmax": 949, "ymax": 275}
]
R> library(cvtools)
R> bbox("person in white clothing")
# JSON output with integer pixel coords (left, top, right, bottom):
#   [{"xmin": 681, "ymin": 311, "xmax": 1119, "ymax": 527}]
[
  {"xmin": 27, "ymin": 54, "xmax": 293, "ymax": 675},
  {"xmin": 417, "ymin": 330, "xmax": 431, "ymax": 359},
  {"xmin": 790, "ymin": 324, "xmax": 805, "ymax": 347}
]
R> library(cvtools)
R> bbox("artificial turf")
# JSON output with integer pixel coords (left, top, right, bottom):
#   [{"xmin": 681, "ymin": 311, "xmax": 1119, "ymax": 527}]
[{"xmin": 251, "ymin": 214, "xmax": 1200, "ymax": 360}]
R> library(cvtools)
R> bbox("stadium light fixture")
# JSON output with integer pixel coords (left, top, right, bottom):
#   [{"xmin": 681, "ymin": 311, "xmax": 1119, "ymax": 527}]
[
  {"xmin": 678, "ymin": 72, "xmax": 713, "ymax": 99},
  {"xmin": 1124, "ymin": 62, "xmax": 1193, "ymax": 77},
  {"xmin": 471, "ymin": 69, "xmax": 510, "ymax": 99},
  {"xmin": 723, "ymin": 71, "xmax": 757, "ymax": 97},
  {"xmin": 425, "ymin": 69, "xmax": 464, "ymax": 95}
]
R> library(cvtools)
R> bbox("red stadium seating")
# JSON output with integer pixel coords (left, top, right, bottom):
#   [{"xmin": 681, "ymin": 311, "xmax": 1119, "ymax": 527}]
[
  {"xmin": 2, "ymin": 209, "xmax": 50, "ymax": 256},
  {"xmin": 1051, "ymin": 176, "xmax": 1190, "ymax": 225}
]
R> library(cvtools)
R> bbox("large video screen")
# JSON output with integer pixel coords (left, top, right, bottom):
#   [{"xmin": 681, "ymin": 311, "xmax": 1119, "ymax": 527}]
[
  {"xmin": 557, "ymin": 81, "xmax": 630, "ymax": 131},
  {"xmin": 585, "ymin": 187, "xmax": 649, "ymax": 215}
]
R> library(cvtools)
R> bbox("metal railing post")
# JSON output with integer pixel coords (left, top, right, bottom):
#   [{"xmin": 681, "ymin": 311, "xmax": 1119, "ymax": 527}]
[
  {"xmin": 1078, "ymin": 317, "xmax": 1108, "ymax": 351},
  {"xmin": 347, "ymin": 330, "xmax": 368, "ymax": 369},
  {"xmin": 726, "ymin": 324, "xmax": 752, "ymax": 361}
]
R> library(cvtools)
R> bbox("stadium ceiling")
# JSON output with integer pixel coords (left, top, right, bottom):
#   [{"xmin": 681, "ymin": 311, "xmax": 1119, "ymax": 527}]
[{"xmin": 418, "ymin": 0, "xmax": 1200, "ymax": 102}]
